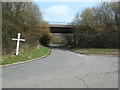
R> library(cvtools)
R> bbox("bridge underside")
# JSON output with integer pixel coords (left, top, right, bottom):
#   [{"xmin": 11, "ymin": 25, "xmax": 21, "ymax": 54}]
[{"xmin": 50, "ymin": 27, "xmax": 73, "ymax": 33}]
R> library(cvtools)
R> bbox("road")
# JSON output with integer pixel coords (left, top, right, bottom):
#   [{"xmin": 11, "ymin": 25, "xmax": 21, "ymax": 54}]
[{"xmin": 2, "ymin": 49, "xmax": 118, "ymax": 88}]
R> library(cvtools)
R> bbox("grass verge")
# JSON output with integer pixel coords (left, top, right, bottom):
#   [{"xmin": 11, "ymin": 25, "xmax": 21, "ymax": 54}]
[
  {"xmin": 1, "ymin": 46, "xmax": 50, "ymax": 65},
  {"xmin": 71, "ymin": 48, "xmax": 118, "ymax": 56}
]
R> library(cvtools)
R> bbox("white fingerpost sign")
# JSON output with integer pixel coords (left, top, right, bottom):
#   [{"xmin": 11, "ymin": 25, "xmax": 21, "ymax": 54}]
[{"xmin": 12, "ymin": 33, "xmax": 25, "ymax": 55}]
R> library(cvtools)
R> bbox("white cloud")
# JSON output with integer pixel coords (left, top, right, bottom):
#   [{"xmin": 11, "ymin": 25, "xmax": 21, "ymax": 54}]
[{"xmin": 45, "ymin": 5, "xmax": 72, "ymax": 16}]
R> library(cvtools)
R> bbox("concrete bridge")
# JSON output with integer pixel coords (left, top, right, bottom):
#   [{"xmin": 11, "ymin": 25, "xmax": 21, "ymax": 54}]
[{"xmin": 49, "ymin": 25, "xmax": 74, "ymax": 33}]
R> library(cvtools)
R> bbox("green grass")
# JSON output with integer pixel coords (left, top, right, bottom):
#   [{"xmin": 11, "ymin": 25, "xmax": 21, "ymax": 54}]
[
  {"xmin": 49, "ymin": 44, "xmax": 66, "ymax": 47},
  {"xmin": 1, "ymin": 46, "xmax": 50, "ymax": 65},
  {"xmin": 71, "ymin": 48, "xmax": 118, "ymax": 56},
  {"xmin": 58, "ymin": 44, "xmax": 66, "ymax": 47}
]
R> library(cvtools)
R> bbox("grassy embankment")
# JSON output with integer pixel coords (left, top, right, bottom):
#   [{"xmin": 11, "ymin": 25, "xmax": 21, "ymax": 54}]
[
  {"xmin": 0, "ymin": 46, "xmax": 50, "ymax": 65},
  {"xmin": 71, "ymin": 48, "xmax": 118, "ymax": 56}
]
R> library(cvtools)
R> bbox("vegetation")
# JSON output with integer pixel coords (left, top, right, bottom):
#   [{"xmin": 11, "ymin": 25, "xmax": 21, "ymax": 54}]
[
  {"xmin": 71, "ymin": 48, "xmax": 118, "ymax": 56},
  {"xmin": 62, "ymin": 2, "xmax": 120, "ymax": 49},
  {"xmin": 1, "ymin": 45, "xmax": 50, "ymax": 65},
  {"xmin": 40, "ymin": 34, "xmax": 51, "ymax": 46},
  {"xmin": 2, "ymin": 2, "xmax": 52, "ymax": 55}
]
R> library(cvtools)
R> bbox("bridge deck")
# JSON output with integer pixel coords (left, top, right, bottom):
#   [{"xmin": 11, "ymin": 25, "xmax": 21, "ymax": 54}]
[{"xmin": 50, "ymin": 25, "xmax": 73, "ymax": 33}]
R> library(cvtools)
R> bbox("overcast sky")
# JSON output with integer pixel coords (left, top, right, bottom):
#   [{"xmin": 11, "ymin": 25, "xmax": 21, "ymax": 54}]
[{"xmin": 35, "ymin": 2, "xmax": 98, "ymax": 24}]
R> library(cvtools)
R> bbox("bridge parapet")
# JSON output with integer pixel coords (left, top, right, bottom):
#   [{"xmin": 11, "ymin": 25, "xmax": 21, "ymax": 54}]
[{"xmin": 49, "ymin": 24, "xmax": 74, "ymax": 28}]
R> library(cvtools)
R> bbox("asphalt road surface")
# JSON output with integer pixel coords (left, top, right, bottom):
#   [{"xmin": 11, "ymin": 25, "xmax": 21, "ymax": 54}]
[{"xmin": 2, "ymin": 49, "xmax": 118, "ymax": 88}]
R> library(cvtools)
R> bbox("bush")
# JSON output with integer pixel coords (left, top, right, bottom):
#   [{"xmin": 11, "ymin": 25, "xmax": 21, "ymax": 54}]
[{"xmin": 40, "ymin": 34, "xmax": 50, "ymax": 46}]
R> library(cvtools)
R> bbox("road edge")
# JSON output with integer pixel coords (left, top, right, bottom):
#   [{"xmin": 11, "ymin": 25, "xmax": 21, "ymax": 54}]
[
  {"xmin": 67, "ymin": 48, "xmax": 119, "ymax": 57},
  {"xmin": 0, "ymin": 48, "xmax": 51, "ymax": 68}
]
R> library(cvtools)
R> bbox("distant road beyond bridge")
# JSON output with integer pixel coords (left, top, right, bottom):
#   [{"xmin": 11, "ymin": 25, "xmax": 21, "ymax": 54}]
[{"xmin": 50, "ymin": 25, "xmax": 74, "ymax": 33}]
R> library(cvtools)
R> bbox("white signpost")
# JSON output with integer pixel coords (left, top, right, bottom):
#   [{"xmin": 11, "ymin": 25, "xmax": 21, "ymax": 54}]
[{"xmin": 12, "ymin": 33, "xmax": 25, "ymax": 55}]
